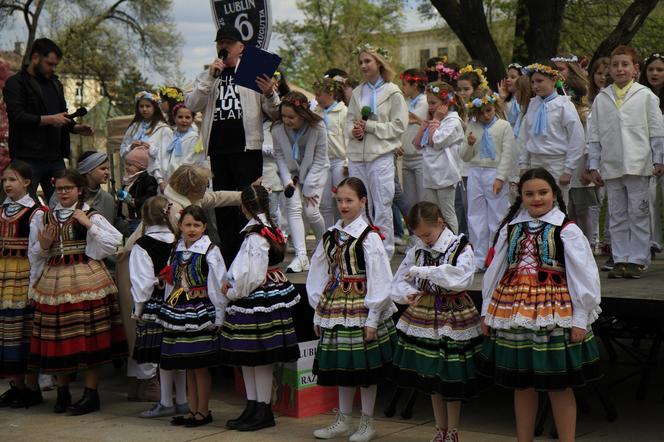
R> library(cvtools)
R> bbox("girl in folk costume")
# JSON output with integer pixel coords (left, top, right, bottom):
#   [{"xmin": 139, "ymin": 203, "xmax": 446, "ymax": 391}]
[
  {"xmin": 163, "ymin": 104, "xmax": 207, "ymax": 185},
  {"xmin": 307, "ymin": 177, "xmax": 397, "ymax": 442},
  {"xmin": 391, "ymin": 202, "xmax": 482, "ymax": 442},
  {"xmin": 517, "ymin": 62, "xmax": 585, "ymax": 205},
  {"xmin": 400, "ymin": 69, "xmax": 429, "ymax": 213},
  {"xmin": 0, "ymin": 161, "xmax": 44, "ymax": 408},
  {"xmin": 313, "ymin": 76, "xmax": 348, "ymax": 228},
  {"xmin": 272, "ymin": 91, "xmax": 330, "ymax": 273},
  {"xmin": 346, "ymin": 43, "xmax": 408, "ymax": 258},
  {"xmin": 479, "ymin": 168, "xmax": 602, "ymax": 442},
  {"xmin": 412, "ymin": 81, "xmax": 467, "ymax": 234},
  {"xmin": 498, "ymin": 63, "xmax": 524, "ymax": 129},
  {"xmin": 28, "ymin": 169, "xmax": 126, "ymax": 415},
  {"xmin": 460, "ymin": 91, "xmax": 516, "ymax": 271},
  {"xmin": 219, "ymin": 185, "xmax": 300, "ymax": 432},
  {"xmin": 116, "ymin": 147, "xmax": 158, "ymax": 236},
  {"xmin": 130, "ymin": 196, "xmax": 188, "ymax": 419},
  {"xmin": 120, "ymin": 91, "xmax": 173, "ymax": 191},
  {"xmin": 157, "ymin": 205, "xmax": 226, "ymax": 428}
]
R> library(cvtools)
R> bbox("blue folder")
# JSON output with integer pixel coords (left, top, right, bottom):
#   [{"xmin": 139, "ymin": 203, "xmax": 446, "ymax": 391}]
[{"xmin": 235, "ymin": 45, "xmax": 282, "ymax": 93}]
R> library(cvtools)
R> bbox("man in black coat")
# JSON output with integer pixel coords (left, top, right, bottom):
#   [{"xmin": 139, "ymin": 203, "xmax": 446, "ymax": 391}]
[{"xmin": 3, "ymin": 38, "xmax": 93, "ymax": 200}]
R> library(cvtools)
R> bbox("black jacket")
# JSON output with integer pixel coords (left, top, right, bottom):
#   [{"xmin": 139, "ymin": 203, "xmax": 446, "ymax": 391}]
[
  {"xmin": 117, "ymin": 171, "xmax": 158, "ymax": 220},
  {"xmin": 3, "ymin": 67, "xmax": 74, "ymax": 161}
]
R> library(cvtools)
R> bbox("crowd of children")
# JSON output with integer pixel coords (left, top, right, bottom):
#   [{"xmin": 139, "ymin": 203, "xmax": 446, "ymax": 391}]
[{"xmin": 0, "ymin": 40, "xmax": 662, "ymax": 442}]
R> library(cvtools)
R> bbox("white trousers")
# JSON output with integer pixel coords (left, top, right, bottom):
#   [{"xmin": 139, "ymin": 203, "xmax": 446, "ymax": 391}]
[
  {"xmin": 423, "ymin": 185, "xmax": 458, "ymax": 234},
  {"xmin": 650, "ymin": 175, "xmax": 663, "ymax": 250},
  {"xmin": 467, "ymin": 167, "xmax": 510, "ymax": 270},
  {"xmin": 320, "ymin": 157, "xmax": 346, "ymax": 228},
  {"xmin": 529, "ymin": 153, "xmax": 570, "ymax": 206},
  {"xmin": 285, "ymin": 183, "xmax": 326, "ymax": 257},
  {"xmin": 401, "ymin": 157, "xmax": 424, "ymax": 214},
  {"xmin": 349, "ymin": 154, "xmax": 395, "ymax": 257},
  {"xmin": 606, "ymin": 175, "xmax": 651, "ymax": 265}
]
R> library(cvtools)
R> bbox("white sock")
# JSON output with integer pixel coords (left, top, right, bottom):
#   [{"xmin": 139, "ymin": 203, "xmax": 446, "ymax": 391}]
[
  {"xmin": 242, "ymin": 366, "xmax": 257, "ymax": 401},
  {"xmin": 338, "ymin": 386, "xmax": 355, "ymax": 415},
  {"xmin": 174, "ymin": 370, "xmax": 187, "ymax": 405},
  {"xmin": 254, "ymin": 364, "xmax": 273, "ymax": 404},
  {"xmin": 360, "ymin": 385, "xmax": 377, "ymax": 417},
  {"xmin": 159, "ymin": 368, "xmax": 174, "ymax": 407}
]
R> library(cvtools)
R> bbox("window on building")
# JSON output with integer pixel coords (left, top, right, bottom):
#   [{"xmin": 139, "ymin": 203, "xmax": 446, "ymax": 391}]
[
  {"xmin": 419, "ymin": 49, "xmax": 431, "ymax": 68},
  {"xmin": 438, "ymin": 47, "xmax": 448, "ymax": 57}
]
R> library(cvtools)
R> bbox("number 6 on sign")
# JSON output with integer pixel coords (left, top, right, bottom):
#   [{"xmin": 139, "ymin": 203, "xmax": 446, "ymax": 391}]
[
  {"xmin": 210, "ymin": 0, "xmax": 272, "ymax": 49},
  {"xmin": 235, "ymin": 13, "xmax": 254, "ymax": 40}
]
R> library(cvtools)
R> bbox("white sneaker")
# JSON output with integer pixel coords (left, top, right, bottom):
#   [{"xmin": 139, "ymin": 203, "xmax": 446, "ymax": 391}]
[
  {"xmin": 313, "ymin": 409, "xmax": 353, "ymax": 439},
  {"xmin": 430, "ymin": 428, "xmax": 446, "ymax": 442},
  {"xmin": 349, "ymin": 414, "xmax": 376, "ymax": 442},
  {"xmin": 287, "ymin": 255, "xmax": 310, "ymax": 273}
]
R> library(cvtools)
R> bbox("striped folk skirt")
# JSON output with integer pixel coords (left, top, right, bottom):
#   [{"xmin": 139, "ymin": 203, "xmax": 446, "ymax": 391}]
[
  {"xmin": 390, "ymin": 292, "xmax": 483, "ymax": 400},
  {"xmin": 477, "ymin": 326, "xmax": 602, "ymax": 391},
  {"xmin": 132, "ymin": 293, "xmax": 164, "ymax": 364},
  {"xmin": 0, "ymin": 256, "xmax": 33, "ymax": 376},
  {"xmin": 29, "ymin": 295, "xmax": 128, "ymax": 374},
  {"xmin": 219, "ymin": 272, "xmax": 299, "ymax": 366},
  {"xmin": 313, "ymin": 320, "xmax": 397, "ymax": 387}
]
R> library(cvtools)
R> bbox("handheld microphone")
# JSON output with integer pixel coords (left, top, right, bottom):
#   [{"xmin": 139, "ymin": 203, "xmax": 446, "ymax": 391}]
[
  {"xmin": 284, "ymin": 176, "xmax": 299, "ymax": 198},
  {"xmin": 359, "ymin": 106, "xmax": 372, "ymax": 140},
  {"xmin": 66, "ymin": 107, "xmax": 88, "ymax": 119},
  {"xmin": 214, "ymin": 49, "xmax": 229, "ymax": 78}
]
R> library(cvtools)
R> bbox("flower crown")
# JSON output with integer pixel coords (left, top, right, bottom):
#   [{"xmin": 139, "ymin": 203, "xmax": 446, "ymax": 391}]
[
  {"xmin": 507, "ymin": 62, "xmax": 523, "ymax": 71},
  {"xmin": 158, "ymin": 86, "xmax": 184, "ymax": 103},
  {"xmin": 282, "ymin": 94, "xmax": 309, "ymax": 108},
  {"xmin": 427, "ymin": 84, "xmax": 456, "ymax": 105},
  {"xmin": 459, "ymin": 65, "xmax": 489, "ymax": 90},
  {"xmin": 551, "ymin": 55, "xmax": 578, "ymax": 63},
  {"xmin": 400, "ymin": 72, "xmax": 427, "ymax": 83},
  {"xmin": 135, "ymin": 91, "xmax": 161, "ymax": 104},
  {"xmin": 646, "ymin": 53, "xmax": 664, "ymax": 63},
  {"xmin": 521, "ymin": 63, "xmax": 559, "ymax": 77},
  {"xmin": 273, "ymin": 71, "xmax": 282, "ymax": 81},
  {"xmin": 354, "ymin": 43, "xmax": 391, "ymax": 61},
  {"xmin": 435, "ymin": 63, "xmax": 459, "ymax": 80},
  {"xmin": 313, "ymin": 76, "xmax": 345, "ymax": 94},
  {"xmin": 466, "ymin": 92, "xmax": 500, "ymax": 110}
]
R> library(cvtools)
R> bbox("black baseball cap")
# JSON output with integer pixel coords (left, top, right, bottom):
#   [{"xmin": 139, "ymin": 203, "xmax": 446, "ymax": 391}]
[{"xmin": 215, "ymin": 25, "xmax": 243, "ymax": 42}]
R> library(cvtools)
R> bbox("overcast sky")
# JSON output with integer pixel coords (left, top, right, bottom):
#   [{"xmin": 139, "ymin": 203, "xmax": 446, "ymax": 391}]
[{"xmin": 2, "ymin": 0, "xmax": 438, "ymax": 83}]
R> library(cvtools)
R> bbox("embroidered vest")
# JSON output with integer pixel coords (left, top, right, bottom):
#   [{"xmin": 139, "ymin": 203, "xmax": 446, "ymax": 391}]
[
  {"xmin": 414, "ymin": 234, "xmax": 469, "ymax": 296},
  {"xmin": 44, "ymin": 208, "xmax": 98, "ymax": 265},
  {"xmin": 0, "ymin": 204, "xmax": 40, "ymax": 257},
  {"xmin": 322, "ymin": 226, "xmax": 373, "ymax": 279},
  {"xmin": 171, "ymin": 245, "xmax": 212, "ymax": 293},
  {"xmin": 506, "ymin": 219, "xmax": 571, "ymax": 273}
]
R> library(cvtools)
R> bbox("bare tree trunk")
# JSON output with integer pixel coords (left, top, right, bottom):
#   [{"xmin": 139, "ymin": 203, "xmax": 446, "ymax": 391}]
[
  {"xmin": 430, "ymin": 0, "xmax": 505, "ymax": 87},
  {"xmin": 524, "ymin": 0, "xmax": 567, "ymax": 62},
  {"xmin": 512, "ymin": 0, "xmax": 529, "ymax": 63},
  {"xmin": 22, "ymin": 0, "xmax": 46, "ymax": 65},
  {"xmin": 590, "ymin": 0, "xmax": 659, "ymax": 67}
]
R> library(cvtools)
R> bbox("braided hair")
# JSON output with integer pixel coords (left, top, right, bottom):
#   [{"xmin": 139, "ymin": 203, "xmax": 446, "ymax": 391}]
[
  {"xmin": 490, "ymin": 168, "xmax": 568, "ymax": 249},
  {"xmin": 240, "ymin": 184, "xmax": 285, "ymax": 256}
]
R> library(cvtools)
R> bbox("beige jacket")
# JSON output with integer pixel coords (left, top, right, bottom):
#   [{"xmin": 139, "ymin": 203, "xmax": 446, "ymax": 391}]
[
  {"xmin": 460, "ymin": 118, "xmax": 516, "ymax": 182},
  {"xmin": 316, "ymin": 101, "xmax": 348, "ymax": 160},
  {"xmin": 346, "ymin": 82, "xmax": 408, "ymax": 162}
]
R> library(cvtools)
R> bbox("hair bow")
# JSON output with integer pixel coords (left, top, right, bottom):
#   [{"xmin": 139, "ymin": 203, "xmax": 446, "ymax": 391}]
[
  {"xmin": 158, "ymin": 265, "xmax": 174, "ymax": 285},
  {"xmin": 261, "ymin": 226, "xmax": 286, "ymax": 244},
  {"xmin": 370, "ymin": 225, "xmax": 386, "ymax": 240}
]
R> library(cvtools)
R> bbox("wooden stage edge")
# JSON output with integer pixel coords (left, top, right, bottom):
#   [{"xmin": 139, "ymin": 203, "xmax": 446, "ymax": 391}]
[{"xmin": 281, "ymin": 252, "xmax": 664, "ymax": 303}]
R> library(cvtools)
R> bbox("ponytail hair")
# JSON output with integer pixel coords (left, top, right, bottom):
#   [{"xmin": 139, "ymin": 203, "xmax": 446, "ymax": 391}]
[
  {"xmin": 409, "ymin": 201, "xmax": 445, "ymax": 230},
  {"xmin": 141, "ymin": 195, "xmax": 173, "ymax": 231}
]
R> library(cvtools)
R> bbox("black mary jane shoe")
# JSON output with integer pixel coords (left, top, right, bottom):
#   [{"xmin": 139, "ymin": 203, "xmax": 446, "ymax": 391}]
[
  {"xmin": 67, "ymin": 387, "xmax": 100, "ymax": 416},
  {"xmin": 0, "ymin": 382, "xmax": 20, "ymax": 407},
  {"xmin": 54, "ymin": 386, "xmax": 72, "ymax": 414},
  {"xmin": 184, "ymin": 411, "xmax": 213, "ymax": 428},
  {"xmin": 237, "ymin": 402, "xmax": 275, "ymax": 432},
  {"xmin": 11, "ymin": 387, "xmax": 43, "ymax": 409},
  {"xmin": 171, "ymin": 411, "xmax": 196, "ymax": 426},
  {"xmin": 226, "ymin": 400, "xmax": 257, "ymax": 429}
]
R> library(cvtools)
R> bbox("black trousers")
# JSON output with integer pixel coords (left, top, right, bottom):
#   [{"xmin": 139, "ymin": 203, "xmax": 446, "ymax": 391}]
[{"xmin": 210, "ymin": 150, "xmax": 263, "ymax": 265}]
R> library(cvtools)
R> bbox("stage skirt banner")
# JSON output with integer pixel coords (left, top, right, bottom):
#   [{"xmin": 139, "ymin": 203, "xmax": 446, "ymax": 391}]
[{"xmin": 210, "ymin": 0, "xmax": 272, "ymax": 49}]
